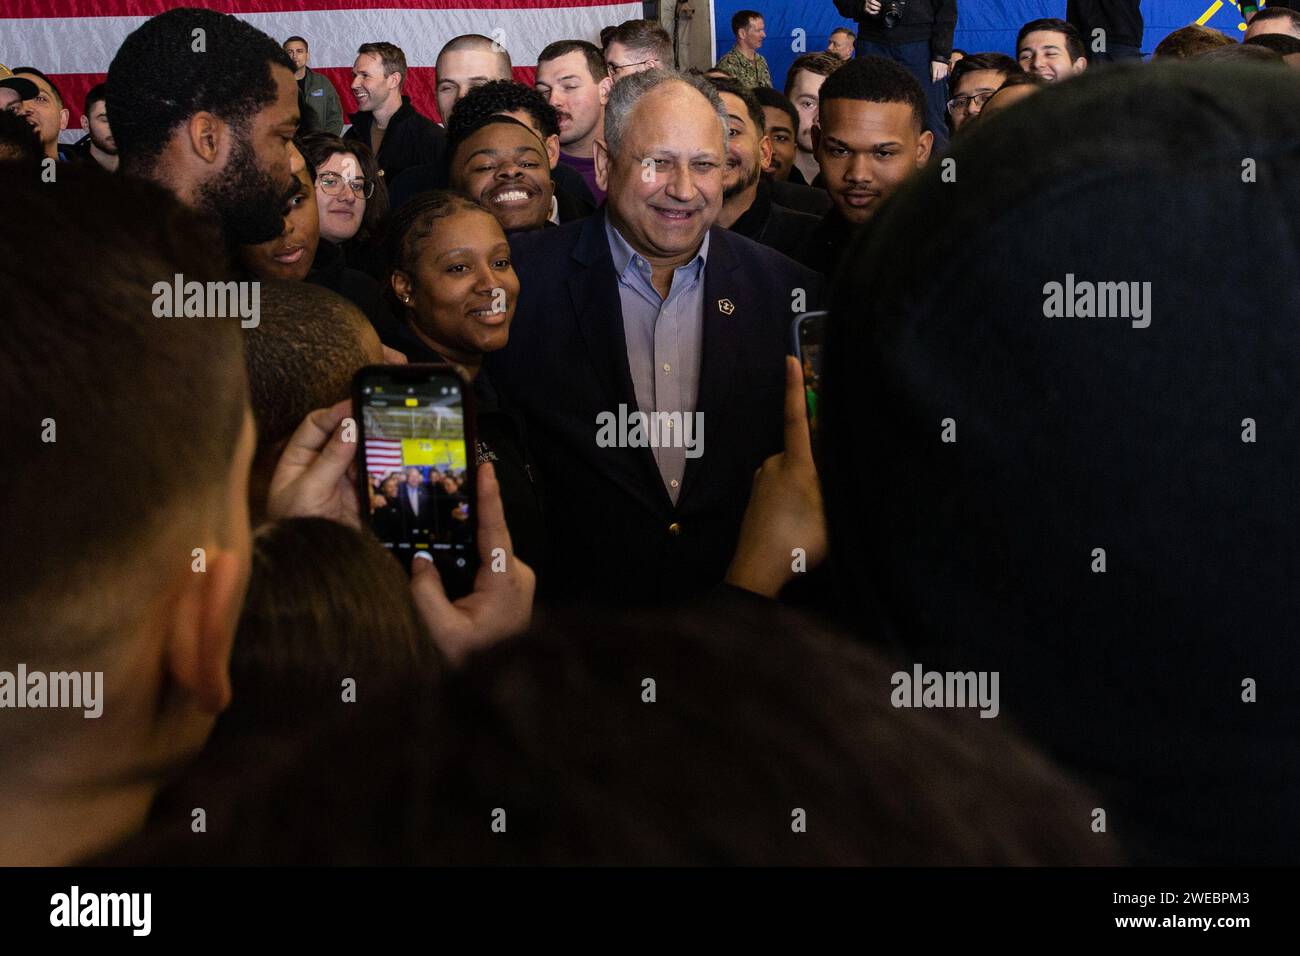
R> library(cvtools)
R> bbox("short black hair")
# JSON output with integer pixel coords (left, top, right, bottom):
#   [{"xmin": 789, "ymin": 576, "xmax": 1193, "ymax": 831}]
[
  {"xmin": 1245, "ymin": 32, "xmax": 1300, "ymax": 56},
  {"xmin": 731, "ymin": 10, "xmax": 762, "ymax": 38},
  {"xmin": 1016, "ymin": 18, "xmax": 1086, "ymax": 63},
  {"xmin": 446, "ymin": 79, "xmax": 559, "ymax": 141},
  {"xmin": 818, "ymin": 54, "xmax": 926, "ymax": 134},
  {"xmin": 14, "ymin": 67, "xmax": 63, "ymax": 107},
  {"xmin": 949, "ymin": 52, "xmax": 1020, "ymax": 94},
  {"xmin": 448, "ymin": 113, "xmax": 546, "ymax": 168},
  {"xmin": 537, "ymin": 39, "xmax": 606, "ymax": 82},
  {"xmin": 0, "ymin": 108, "xmax": 43, "ymax": 164},
  {"xmin": 783, "ymin": 51, "xmax": 842, "ymax": 97},
  {"xmin": 707, "ymin": 75, "xmax": 765, "ymax": 134},
  {"xmin": 107, "ymin": 8, "xmax": 294, "ymax": 175},
  {"xmin": 244, "ymin": 280, "xmax": 372, "ymax": 456},
  {"xmin": 284, "ymin": 35, "xmax": 308, "ymax": 49},
  {"xmin": 83, "ymin": 81, "xmax": 108, "ymax": 114},
  {"xmin": 752, "ymin": 85, "xmax": 798, "ymax": 135}
]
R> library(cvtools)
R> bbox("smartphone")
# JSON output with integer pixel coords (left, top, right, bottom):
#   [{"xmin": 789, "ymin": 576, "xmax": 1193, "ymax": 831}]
[
  {"xmin": 791, "ymin": 311, "xmax": 827, "ymax": 432},
  {"xmin": 353, "ymin": 363, "xmax": 477, "ymax": 598}
]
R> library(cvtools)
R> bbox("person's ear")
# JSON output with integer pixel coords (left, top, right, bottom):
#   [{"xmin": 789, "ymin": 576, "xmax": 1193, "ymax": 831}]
[
  {"xmin": 916, "ymin": 130, "xmax": 934, "ymax": 167},
  {"xmin": 391, "ymin": 270, "xmax": 413, "ymax": 305},
  {"xmin": 759, "ymin": 132, "xmax": 773, "ymax": 170},
  {"xmin": 593, "ymin": 138, "xmax": 610, "ymax": 192},
  {"xmin": 187, "ymin": 111, "xmax": 224, "ymax": 165},
  {"xmin": 598, "ymin": 75, "xmax": 613, "ymax": 105},
  {"xmin": 80, "ymin": 113, "xmax": 90, "ymax": 132},
  {"xmin": 389, "ymin": 71, "xmax": 403, "ymax": 95},
  {"xmin": 1075, "ymin": 57, "xmax": 1089, "ymax": 73},
  {"xmin": 544, "ymin": 132, "xmax": 561, "ymax": 169},
  {"xmin": 164, "ymin": 546, "xmax": 244, "ymax": 715},
  {"xmin": 58, "ymin": 107, "xmax": 68, "ymax": 132}
]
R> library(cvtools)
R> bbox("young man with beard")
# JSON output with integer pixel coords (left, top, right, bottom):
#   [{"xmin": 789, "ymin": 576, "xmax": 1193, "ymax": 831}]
[
  {"xmin": 66, "ymin": 83, "xmax": 118, "ymax": 171},
  {"xmin": 794, "ymin": 56, "xmax": 932, "ymax": 278},
  {"xmin": 534, "ymin": 40, "xmax": 612, "ymax": 204},
  {"xmin": 107, "ymin": 8, "xmax": 302, "ymax": 250},
  {"xmin": 709, "ymin": 77, "xmax": 817, "ymax": 259},
  {"xmin": 346, "ymin": 41, "xmax": 446, "ymax": 182}
]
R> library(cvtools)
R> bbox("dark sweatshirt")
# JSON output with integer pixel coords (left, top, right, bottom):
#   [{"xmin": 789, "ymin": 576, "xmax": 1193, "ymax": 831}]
[
  {"xmin": 1067, "ymin": 1, "xmax": 1144, "ymax": 50},
  {"xmin": 833, "ymin": 0, "xmax": 959, "ymax": 62}
]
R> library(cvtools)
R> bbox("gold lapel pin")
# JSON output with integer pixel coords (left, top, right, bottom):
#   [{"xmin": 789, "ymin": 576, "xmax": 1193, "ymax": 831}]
[{"xmin": 717, "ymin": 298, "xmax": 735, "ymax": 315}]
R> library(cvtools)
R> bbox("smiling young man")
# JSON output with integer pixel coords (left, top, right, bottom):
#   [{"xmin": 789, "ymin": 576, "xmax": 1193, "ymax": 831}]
[
  {"xmin": 345, "ymin": 41, "xmax": 446, "ymax": 182},
  {"xmin": 534, "ymin": 40, "xmax": 613, "ymax": 204},
  {"xmin": 449, "ymin": 114, "xmax": 555, "ymax": 233},
  {"xmin": 709, "ymin": 76, "xmax": 818, "ymax": 258},
  {"xmin": 795, "ymin": 55, "xmax": 932, "ymax": 277},
  {"xmin": 1017, "ymin": 18, "xmax": 1090, "ymax": 82}
]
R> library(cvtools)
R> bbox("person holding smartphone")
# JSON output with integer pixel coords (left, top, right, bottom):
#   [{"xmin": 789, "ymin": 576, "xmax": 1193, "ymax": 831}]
[{"xmin": 381, "ymin": 190, "xmax": 546, "ymax": 576}]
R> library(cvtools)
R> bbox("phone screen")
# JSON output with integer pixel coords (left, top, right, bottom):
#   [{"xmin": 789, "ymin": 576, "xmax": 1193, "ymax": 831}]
[
  {"xmin": 793, "ymin": 311, "xmax": 826, "ymax": 432},
  {"xmin": 354, "ymin": 364, "xmax": 476, "ymax": 593}
]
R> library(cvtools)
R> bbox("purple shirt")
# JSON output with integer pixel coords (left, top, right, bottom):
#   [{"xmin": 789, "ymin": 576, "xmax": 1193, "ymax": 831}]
[{"xmin": 560, "ymin": 152, "xmax": 604, "ymax": 204}]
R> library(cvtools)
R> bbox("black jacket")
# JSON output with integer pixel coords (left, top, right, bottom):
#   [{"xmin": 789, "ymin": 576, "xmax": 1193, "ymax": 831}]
[
  {"xmin": 728, "ymin": 177, "xmax": 820, "ymax": 260},
  {"xmin": 306, "ymin": 239, "xmax": 397, "ymax": 336},
  {"xmin": 834, "ymin": 0, "xmax": 959, "ymax": 61},
  {"xmin": 344, "ymin": 97, "xmax": 447, "ymax": 183},
  {"xmin": 792, "ymin": 207, "xmax": 860, "ymax": 279},
  {"xmin": 768, "ymin": 176, "xmax": 832, "ymax": 216},
  {"xmin": 1068, "ymin": 2, "xmax": 1143, "ymax": 50},
  {"xmin": 487, "ymin": 210, "xmax": 822, "ymax": 606}
]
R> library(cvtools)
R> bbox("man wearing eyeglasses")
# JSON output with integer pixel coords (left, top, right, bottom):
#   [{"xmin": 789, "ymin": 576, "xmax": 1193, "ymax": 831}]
[
  {"xmin": 944, "ymin": 52, "xmax": 1018, "ymax": 135},
  {"xmin": 715, "ymin": 10, "xmax": 772, "ymax": 89},
  {"xmin": 604, "ymin": 19, "xmax": 674, "ymax": 78}
]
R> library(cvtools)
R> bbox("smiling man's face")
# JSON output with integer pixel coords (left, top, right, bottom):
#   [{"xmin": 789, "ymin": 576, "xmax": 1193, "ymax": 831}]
[
  {"xmin": 452, "ymin": 121, "xmax": 554, "ymax": 233},
  {"xmin": 595, "ymin": 81, "xmax": 724, "ymax": 265}
]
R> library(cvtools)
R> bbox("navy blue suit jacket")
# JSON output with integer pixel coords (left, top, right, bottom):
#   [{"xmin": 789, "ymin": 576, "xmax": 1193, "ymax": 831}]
[{"xmin": 488, "ymin": 210, "xmax": 821, "ymax": 605}]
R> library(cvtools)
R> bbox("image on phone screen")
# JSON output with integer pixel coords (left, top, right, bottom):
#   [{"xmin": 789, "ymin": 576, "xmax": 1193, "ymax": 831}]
[
  {"xmin": 793, "ymin": 311, "xmax": 827, "ymax": 432},
  {"xmin": 355, "ymin": 366, "xmax": 475, "ymax": 586}
]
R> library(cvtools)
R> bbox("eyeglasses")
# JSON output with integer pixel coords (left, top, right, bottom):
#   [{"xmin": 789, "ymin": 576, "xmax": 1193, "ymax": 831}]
[
  {"xmin": 317, "ymin": 171, "xmax": 375, "ymax": 199},
  {"xmin": 607, "ymin": 59, "xmax": 652, "ymax": 76},
  {"xmin": 946, "ymin": 90, "xmax": 996, "ymax": 115}
]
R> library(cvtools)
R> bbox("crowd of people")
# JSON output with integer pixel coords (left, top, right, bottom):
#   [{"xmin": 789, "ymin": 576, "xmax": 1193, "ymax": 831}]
[{"xmin": 2, "ymin": 2, "xmax": 1298, "ymax": 868}]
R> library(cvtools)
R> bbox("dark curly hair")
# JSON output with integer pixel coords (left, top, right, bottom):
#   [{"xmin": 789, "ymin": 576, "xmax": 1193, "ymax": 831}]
[
  {"xmin": 106, "ymin": 7, "xmax": 294, "ymax": 176},
  {"xmin": 818, "ymin": 54, "xmax": 927, "ymax": 134},
  {"xmin": 445, "ymin": 79, "xmax": 560, "ymax": 142}
]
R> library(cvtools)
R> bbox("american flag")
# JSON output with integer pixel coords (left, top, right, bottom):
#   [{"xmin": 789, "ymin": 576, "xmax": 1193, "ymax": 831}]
[
  {"xmin": 0, "ymin": 0, "xmax": 642, "ymax": 133},
  {"xmin": 365, "ymin": 437, "xmax": 404, "ymax": 476}
]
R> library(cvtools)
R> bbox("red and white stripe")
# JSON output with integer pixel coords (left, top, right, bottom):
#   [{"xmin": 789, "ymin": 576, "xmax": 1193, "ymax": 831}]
[
  {"xmin": 0, "ymin": 0, "xmax": 641, "ymax": 130},
  {"xmin": 365, "ymin": 437, "xmax": 404, "ymax": 475}
]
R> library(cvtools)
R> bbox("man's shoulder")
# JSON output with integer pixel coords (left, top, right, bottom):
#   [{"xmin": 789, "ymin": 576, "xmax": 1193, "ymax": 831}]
[
  {"xmin": 711, "ymin": 226, "xmax": 820, "ymax": 287},
  {"xmin": 510, "ymin": 218, "xmax": 590, "ymax": 272}
]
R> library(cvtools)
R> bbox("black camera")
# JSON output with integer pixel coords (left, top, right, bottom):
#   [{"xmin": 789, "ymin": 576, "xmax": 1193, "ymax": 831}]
[{"xmin": 883, "ymin": 0, "xmax": 908, "ymax": 29}]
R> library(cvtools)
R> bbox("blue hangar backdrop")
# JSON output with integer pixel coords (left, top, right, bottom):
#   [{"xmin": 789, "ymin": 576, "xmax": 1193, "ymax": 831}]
[{"xmin": 710, "ymin": 1, "xmax": 1254, "ymax": 88}]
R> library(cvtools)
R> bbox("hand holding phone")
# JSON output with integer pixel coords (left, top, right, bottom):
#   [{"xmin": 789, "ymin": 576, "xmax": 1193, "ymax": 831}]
[
  {"xmin": 409, "ymin": 461, "xmax": 536, "ymax": 666},
  {"xmin": 266, "ymin": 398, "xmax": 361, "ymax": 529}
]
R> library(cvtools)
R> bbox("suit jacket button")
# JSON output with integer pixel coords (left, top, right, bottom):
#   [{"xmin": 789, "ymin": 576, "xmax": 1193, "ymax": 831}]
[{"xmin": 668, "ymin": 522, "xmax": 682, "ymax": 536}]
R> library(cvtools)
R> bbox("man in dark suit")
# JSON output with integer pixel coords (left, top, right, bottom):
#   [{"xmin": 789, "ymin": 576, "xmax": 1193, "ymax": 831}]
[
  {"xmin": 708, "ymin": 76, "xmax": 818, "ymax": 260},
  {"xmin": 344, "ymin": 42, "xmax": 446, "ymax": 183},
  {"xmin": 396, "ymin": 466, "xmax": 436, "ymax": 541},
  {"xmin": 489, "ymin": 70, "xmax": 820, "ymax": 606}
]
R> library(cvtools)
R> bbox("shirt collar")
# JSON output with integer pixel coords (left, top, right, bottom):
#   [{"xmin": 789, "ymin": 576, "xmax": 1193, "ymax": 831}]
[{"xmin": 604, "ymin": 216, "xmax": 710, "ymax": 283}]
